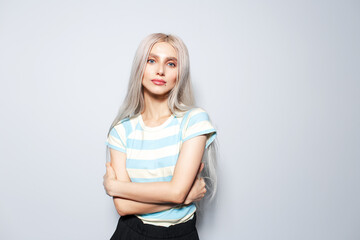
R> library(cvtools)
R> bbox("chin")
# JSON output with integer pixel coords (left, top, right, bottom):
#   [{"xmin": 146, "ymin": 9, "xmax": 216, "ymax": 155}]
[{"xmin": 143, "ymin": 87, "xmax": 167, "ymax": 96}]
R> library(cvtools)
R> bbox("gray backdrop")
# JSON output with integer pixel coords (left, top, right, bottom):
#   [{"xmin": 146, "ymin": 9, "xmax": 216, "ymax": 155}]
[{"xmin": 0, "ymin": 0, "xmax": 359, "ymax": 239}]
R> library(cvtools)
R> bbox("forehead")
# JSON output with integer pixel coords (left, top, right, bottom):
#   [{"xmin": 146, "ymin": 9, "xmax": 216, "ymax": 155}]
[{"xmin": 150, "ymin": 42, "xmax": 177, "ymax": 58}]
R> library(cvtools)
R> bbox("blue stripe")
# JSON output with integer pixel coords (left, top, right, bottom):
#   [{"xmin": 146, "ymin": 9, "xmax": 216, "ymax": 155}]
[
  {"xmin": 188, "ymin": 111, "xmax": 209, "ymax": 128},
  {"xmin": 139, "ymin": 204, "xmax": 196, "ymax": 220},
  {"xmin": 166, "ymin": 117, "xmax": 179, "ymax": 127},
  {"xmin": 130, "ymin": 175, "xmax": 173, "ymax": 182},
  {"xmin": 135, "ymin": 122, "xmax": 142, "ymax": 130},
  {"xmin": 122, "ymin": 120, "xmax": 133, "ymax": 138},
  {"xmin": 105, "ymin": 142, "xmax": 126, "ymax": 153},
  {"xmin": 110, "ymin": 128, "xmax": 120, "ymax": 139},
  {"xmin": 205, "ymin": 131, "xmax": 217, "ymax": 149},
  {"xmin": 126, "ymin": 154, "xmax": 179, "ymax": 169},
  {"xmin": 127, "ymin": 134, "xmax": 179, "ymax": 150}
]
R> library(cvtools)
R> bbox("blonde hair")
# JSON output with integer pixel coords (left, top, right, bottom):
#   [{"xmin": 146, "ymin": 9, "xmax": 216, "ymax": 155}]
[{"xmin": 106, "ymin": 33, "xmax": 218, "ymax": 209}]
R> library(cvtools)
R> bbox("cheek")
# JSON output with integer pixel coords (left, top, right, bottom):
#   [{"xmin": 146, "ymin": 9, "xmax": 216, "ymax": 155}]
[
  {"xmin": 171, "ymin": 70, "xmax": 178, "ymax": 82},
  {"xmin": 142, "ymin": 67, "xmax": 151, "ymax": 80}
]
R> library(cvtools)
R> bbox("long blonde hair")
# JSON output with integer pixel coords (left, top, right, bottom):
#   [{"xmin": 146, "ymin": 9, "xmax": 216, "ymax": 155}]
[{"xmin": 106, "ymin": 33, "xmax": 218, "ymax": 208}]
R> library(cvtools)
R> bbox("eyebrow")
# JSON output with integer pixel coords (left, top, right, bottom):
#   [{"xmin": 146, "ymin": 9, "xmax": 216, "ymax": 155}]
[{"xmin": 148, "ymin": 53, "xmax": 177, "ymax": 62}]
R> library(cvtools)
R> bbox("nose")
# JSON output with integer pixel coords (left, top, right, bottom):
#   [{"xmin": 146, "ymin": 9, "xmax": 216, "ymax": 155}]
[{"xmin": 157, "ymin": 63, "xmax": 165, "ymax": 76}]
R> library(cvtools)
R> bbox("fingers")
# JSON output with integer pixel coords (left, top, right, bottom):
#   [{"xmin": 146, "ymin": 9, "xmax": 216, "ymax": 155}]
[
  {"xmin": 105, "ymin": 162, "xmax": 117, "ymax": 179},
  {"xmin": 104, "ymin": 163, "xmax": 109, "ymax": 174},
  {"xmin": 105, "ymin": 162, "xmax": 109, "ymax": 173},
  {"xmin": 105, "ymin": 162, "xmax": 114, "ymax": 173},
  {"xmin": 197, "ymin": 162, "xmax": 204, "ymax": 175},
  {"xmin": 103, "ymin": 163, "xmax": 110, "ymax": 180},
  {"xmin": 200, "ymin": 178, "xmax": 206, "ymax": 194}
]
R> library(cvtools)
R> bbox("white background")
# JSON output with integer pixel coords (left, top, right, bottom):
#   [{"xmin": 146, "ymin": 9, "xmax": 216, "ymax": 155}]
[{"xmin": 0, "ymin": 0, "xmax": 359, "ymax": 239}]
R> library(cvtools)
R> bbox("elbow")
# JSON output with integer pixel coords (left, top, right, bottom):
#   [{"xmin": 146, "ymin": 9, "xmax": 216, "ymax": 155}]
[
  {"xmin": 115, "ymin": 207, "xmax": 127, "ymax": 216},
  {"xmin": 171, "ymin": 189, "xmax": 187, "ymax": 204},
  {"xmin": 113, "ymin": 198, "xmax": 128, "ymax": 216},
  {"xmin": 169, "ymin": 182, "xmax": 190, "ymax": 204}
]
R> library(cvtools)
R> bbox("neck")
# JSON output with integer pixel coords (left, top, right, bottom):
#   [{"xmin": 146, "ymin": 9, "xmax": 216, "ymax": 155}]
[{"xmin": 142, "ymin": 88, "xmax": 172, "ymax": 120}]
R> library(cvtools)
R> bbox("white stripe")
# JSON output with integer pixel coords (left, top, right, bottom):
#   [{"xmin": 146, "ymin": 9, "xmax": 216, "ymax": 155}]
[
  {"xmin": 127, "ymin": 166, "xmax": 175, "ymax": 179},
  {"xmin": 131, "ymin": 125, "xmax": 180, "ymax": 140},
  {"xmin": 128, "ymin": 118, "xmax": 137, "ymax": 131},
  {"xmin": 113, "ymin": 124, "xmax": 127, "ymax": 141},
  {"xmin": 127, "ymin": 143, "xmax": 181, "ymax": 160},
  {"xmin": 184, "ymin": 121, "xmax": 214, "ymax": 138},
  {"xmin": 107, "ymin": 134, "xmax": 125, "ymax": 148}
]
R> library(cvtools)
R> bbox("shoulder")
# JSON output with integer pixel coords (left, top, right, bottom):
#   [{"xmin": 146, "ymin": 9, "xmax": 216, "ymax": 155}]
[
  {"xmin": 188, "ymin": 107, "xmax": 204, "ymax": 113},
  {"xmin": 181, "ymin": 107, "xmax": 215, "ymax": 131},
  {"xmin": 181, "ymin": 107, "xmax": 217, "ymax": 148},
  {"xmin": 182, "ymin": 107, "xmax": 206, "ymax": 116},
  {"xmin": 111, "ymin": 117, "xmax": 133, "ymax": 136},
  {"xmin": 112, "ymin": 117, "xmax": 128, "ymax": 130},
  {"xmin": 186, "ymin": 107, "xmax": 212, "ymax": 120}
]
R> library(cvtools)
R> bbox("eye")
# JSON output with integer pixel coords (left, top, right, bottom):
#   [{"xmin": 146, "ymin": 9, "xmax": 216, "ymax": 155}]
[
  {"xmin": 147, "ymin": 59, "xmax": 155, "ymax": 63},
  {"xmin": 168, "ymin": 62, "xmax": 176, "ymax": 67}
]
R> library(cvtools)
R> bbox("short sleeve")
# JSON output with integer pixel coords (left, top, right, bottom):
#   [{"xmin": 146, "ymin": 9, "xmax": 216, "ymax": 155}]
[
  {"xmin": 182, "ymin": 108, "xmax": 217, "ymax": 149},
  {"xmin": 105, "ymin": 124, "xmax": 127, "ymax": 153}
]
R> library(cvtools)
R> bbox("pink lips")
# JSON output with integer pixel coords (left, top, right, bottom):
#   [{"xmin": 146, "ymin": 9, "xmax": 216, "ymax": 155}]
[{"xmin": 151, "ymin": 79, "xmax": 166, "ymax": 85}]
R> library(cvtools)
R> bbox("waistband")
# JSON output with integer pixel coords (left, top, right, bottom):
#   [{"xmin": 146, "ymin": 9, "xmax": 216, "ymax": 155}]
[{"xmin": 119, "ymin": 212, "xmax": 197, "ymax": 238}]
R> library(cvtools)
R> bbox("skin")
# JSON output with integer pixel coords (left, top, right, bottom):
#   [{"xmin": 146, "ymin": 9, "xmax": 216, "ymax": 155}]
[{"xmin": 103, "ymin": 42, "xmax": 207, "ymax": 216}]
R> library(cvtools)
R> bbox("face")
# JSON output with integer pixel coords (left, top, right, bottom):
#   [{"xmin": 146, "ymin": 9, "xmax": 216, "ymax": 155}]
[{"xmin": 142, "ymin": 42, "xmax": 178, "ymax": 97}]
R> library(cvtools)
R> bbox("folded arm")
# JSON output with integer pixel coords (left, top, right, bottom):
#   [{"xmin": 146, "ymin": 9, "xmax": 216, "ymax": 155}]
[
  {"xmin": 112, "ymin": 198, "xmax": 179, "ymax": 216},
  {"xmin": 108, "ymin": 149, "xmax": 178, "ymax": 216},
  {"xmin": 106, "ymin": 135, "xmax": 207, "ymax": 204}
]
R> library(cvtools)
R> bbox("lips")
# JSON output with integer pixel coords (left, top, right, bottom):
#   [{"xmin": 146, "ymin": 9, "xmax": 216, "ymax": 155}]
[{"xmin": 151, "ymin": 79, "xmax": 166, "ymax": 85}]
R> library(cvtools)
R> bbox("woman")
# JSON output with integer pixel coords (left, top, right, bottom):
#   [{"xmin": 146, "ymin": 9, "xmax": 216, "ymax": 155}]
[{"xmin": 103, "ymin": 33, "xmax": 218, "ymax": 240}]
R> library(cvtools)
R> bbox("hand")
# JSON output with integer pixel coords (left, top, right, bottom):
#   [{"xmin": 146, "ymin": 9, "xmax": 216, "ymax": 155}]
[
  {"xmin": 183, "ymin": 162, "xmax": 206, "ymax": 205},
  {"xmin": 103, "ymin": 162, "xmax": 117, "ymax": 196}
]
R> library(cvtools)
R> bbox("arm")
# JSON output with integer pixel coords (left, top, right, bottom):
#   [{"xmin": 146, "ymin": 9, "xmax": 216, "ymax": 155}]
[
  {"xmin": 108, "ymin": 148, "xmax": 178, "ymax": 216},
  {"xmin": 105, "ymin": 148, "xmax": 206, "ymax": 215},
  {"xmin": 113, "ymin": 198, "xmax": 178, "ymax": 216},
  {"xmin": 105, "ymin": 135, "xmax": 207, "ymax": 204}
]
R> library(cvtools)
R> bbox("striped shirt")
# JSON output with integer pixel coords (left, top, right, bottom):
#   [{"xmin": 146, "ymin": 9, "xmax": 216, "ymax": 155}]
[{"xmin": 105, "ymin": 107, "xmax": 217, "ymax": 227}]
